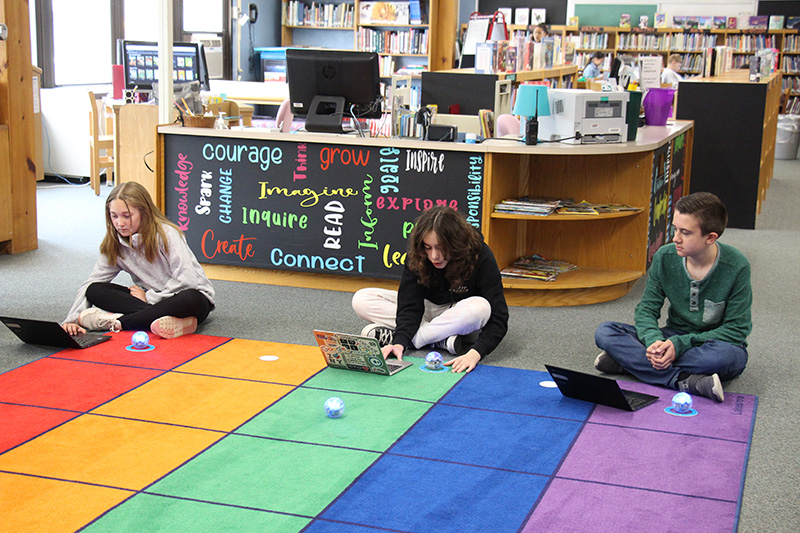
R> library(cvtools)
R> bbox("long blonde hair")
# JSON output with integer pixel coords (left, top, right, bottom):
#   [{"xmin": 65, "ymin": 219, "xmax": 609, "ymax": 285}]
[{"xmin": 100, "ymin": 182, "xmax": 181, "ymax": 264}]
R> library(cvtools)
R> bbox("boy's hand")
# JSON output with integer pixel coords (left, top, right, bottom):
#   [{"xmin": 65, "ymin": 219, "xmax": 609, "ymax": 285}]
[{"xmin": 646, "ymin": 340, "xmax": 676, "ymax": 370}]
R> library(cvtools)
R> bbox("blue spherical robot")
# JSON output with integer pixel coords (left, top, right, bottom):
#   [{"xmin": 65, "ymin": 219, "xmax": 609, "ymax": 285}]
[{"xmin": 324, "ymin": 396, "xmax": 345, "ymax": 418}]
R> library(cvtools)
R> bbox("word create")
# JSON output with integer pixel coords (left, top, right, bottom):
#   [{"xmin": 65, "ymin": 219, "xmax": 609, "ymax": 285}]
[{"xmin": 201, "ymin": 230, "xmax": 256, "ymax": 261}]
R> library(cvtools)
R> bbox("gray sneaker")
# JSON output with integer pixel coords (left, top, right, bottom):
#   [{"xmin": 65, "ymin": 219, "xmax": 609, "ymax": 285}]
[
  {"xmin": 678, "ymin": 373, "xmax": 724, "ymax": 403},
  {"xmin": 361, "ymin": 323, "xmax": 395, "ymax": 347},
  {"xmin": 593, "ymin": 350, "xmax": 627, "ymax": 375},
  {"xmin": 79, "ymin": 308, "xmax": 122, "ymax": 332}
]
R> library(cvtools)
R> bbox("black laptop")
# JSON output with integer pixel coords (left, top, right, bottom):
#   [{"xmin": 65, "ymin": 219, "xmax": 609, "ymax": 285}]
[
  {"xmin": 545, "ymin": 364, "xmax": 659, "ymax": 412},
  {"xmin": 0, "ymin": 316, "xmax": 112, "ymax": 350}
]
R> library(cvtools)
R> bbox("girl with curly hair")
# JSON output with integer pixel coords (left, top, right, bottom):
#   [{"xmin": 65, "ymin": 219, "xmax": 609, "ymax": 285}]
[
  {"xmin": 352, "ymin": 206, "xmax": 508, "ymax": 373},
  {"xmin": 62, "ymin": 182, "xmax": 214, "ymax": 339}
]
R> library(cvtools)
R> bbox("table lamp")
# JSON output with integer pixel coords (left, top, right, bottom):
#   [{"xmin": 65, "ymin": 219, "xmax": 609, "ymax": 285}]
[{"xmin": 512, "ymin": 85, "xmax": 550, "ymax": 145}]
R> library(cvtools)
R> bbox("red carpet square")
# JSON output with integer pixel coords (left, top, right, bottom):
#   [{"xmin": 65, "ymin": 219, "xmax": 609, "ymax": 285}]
[
  {"xmin": 52, "ymin": 331, "xmax": 232, "ymax": 370},
  {"xmin": 0, "ymin": 404, "xmax": 79, "ymax": 453},
  {"xmin": 0, "ymin": 357, "xmax": 163, "ymax": 411}
]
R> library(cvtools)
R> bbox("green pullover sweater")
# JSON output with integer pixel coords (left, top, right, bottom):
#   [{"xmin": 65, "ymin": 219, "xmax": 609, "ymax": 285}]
[{"xmin": 634, "ymin": 242, "xmax": 752, "ymax": 357}]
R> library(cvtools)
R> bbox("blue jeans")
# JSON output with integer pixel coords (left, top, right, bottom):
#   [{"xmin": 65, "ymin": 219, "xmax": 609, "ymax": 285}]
[{"xmin": 594, "ymin": 321, "xmax": 748, "ymax": 389}]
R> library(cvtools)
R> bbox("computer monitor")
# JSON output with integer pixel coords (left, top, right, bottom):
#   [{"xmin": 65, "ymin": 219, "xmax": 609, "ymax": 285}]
[
  {"xmin": 285, "ymin": 48, "xmax": 382, "ymax": 133},
  {"xmin": 120, "ymin": 40, "xmax": 210, "ymax": 92}
]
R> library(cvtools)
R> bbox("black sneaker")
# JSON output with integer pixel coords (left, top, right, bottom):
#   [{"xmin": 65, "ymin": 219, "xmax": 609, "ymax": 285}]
[
  {"xmin": 593, "ymin": 350, "xmax": 627, "ymax": 375},
  {"xmin": 361, "ymin": 323, "xmax": 395, "ymax": 347},
  {"xmin": 430, "ymin": 334, "xmax": 464, "ymax": 355},
  {"xmin": 678, "ymin": 373, "xmax": 724, "ymax": 403}
]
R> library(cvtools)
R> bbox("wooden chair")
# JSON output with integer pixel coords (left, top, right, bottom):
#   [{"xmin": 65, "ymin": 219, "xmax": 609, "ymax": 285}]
[{"xmin": 87, "ymin": 91, "xmax": 114, "ymax": 195}]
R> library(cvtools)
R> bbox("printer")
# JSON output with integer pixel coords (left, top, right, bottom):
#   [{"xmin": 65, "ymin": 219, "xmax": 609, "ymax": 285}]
[{"xmin": 538, "ymin": 89, "xmax": 628, "ymax": 144}]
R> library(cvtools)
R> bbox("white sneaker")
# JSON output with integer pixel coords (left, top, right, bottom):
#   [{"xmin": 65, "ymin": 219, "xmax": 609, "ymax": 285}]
[
  {"xmin": 150, "ymin": 316, "xmax": 197, "ymax": 339},
  {"xmin": 361, "ymin": 323, "xmax": 395, "ymax": 347},
  {"xmin": 79, "ymin": 308, "xmax": 122, "ymax": 332}
]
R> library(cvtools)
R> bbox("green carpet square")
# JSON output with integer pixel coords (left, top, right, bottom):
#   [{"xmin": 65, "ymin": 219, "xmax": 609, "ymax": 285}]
[
  {"xmin": 305, "ymin": 356, "xmax": 463, "ymax": 402},
  {"xmin": 84, "ymin": 493, "xmax": 310, "ymax": 532},
  {"xmin": 237, "ymin": 387, "xmax": 433, "ymax": 451},
  {"xmin": 147, "ymin": 434, "xmax": 378, "ymax": 516}
]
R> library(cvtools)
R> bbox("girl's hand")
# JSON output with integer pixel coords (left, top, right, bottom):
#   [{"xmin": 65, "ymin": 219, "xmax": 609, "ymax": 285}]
[
  {"xmin": 444, "ymin": 349, "xmax": 481, "ymax": 373},
  {"xmin": 62, "ymin": 322, "xmax": 86, "ymax": 336},
  {"xmin": 382, "ymin": 343, "xmax": 405, "ymax": 360},
  {"xmin": 129, "ymin": 285, "xmax": 147, "ymax": 302}
]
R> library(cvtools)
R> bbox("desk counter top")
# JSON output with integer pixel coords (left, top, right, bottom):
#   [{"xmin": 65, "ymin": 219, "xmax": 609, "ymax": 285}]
[{"xmin": 157, "ymin": 120, "xmax": 693, "ymax": 156}]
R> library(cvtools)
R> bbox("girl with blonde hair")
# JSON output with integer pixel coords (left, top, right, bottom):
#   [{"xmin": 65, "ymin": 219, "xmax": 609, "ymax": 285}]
[{"xmin": 63, "ymin": 182, "xmax": 214, "ymax": 339}]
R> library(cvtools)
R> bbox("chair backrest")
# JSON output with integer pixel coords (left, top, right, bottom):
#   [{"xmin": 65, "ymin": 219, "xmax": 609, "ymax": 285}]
[{"xmin": 87, "ymin": 91, "xmax": 100, "ymax": 142}]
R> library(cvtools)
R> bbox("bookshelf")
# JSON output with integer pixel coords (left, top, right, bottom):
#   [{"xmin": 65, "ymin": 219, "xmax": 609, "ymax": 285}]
[{"xmin": 280, "ymin": 1, "xmax": 456, "ymax": 76}]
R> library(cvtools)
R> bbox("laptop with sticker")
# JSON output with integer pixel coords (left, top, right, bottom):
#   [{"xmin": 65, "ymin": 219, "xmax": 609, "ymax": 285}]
[
  {"xmin": 1, "ymin": 316, "xmax": 112, "ymax": 350},
  {"xmin": 545, "ymin": 364, "xmax": 659, "ymax": 411},
  {"xmin": 313, "ymin": 330, "xmax": 413, "ymax": 376}
]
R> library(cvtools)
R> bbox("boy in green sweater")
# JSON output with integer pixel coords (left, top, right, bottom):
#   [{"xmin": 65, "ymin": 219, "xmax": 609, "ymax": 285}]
[{"xmin": 594, "ymin": 192, "xmax": 751, "ymax": 402}]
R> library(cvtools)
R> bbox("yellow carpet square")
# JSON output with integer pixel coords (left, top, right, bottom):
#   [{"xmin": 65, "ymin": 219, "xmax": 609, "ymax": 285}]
[
  {"xmin": 0, "ymin": 414, "xmax": 222, "ymax": 490},
  {"xmin": 92, "ymin": 372, "xmax": 294, "ymax": 431},
  {"xmin": 177, "ymin": 339, "xmax": 326, "ymax": 385},
  {"xmin": 0, "ymin": 472, "xmax": 132, "ymax": 532}
]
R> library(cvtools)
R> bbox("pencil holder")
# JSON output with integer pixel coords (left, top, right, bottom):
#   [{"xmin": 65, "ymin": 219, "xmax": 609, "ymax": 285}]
[{"xmin": 183, "ymin": 115, "xmax": 215, "ymax": 128}]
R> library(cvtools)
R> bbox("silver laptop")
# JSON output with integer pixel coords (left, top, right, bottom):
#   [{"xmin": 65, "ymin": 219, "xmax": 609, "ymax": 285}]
[
  {"xmin": 1, "ymin": 316, "xmax": 112, "ymax": 350},
  {"xmin": 313, "ymin": 330, "xmax": 413, "ymax": 376},
  {"xmin": 545, "ymin": 364, "xmax": 659, "ymax": 412}
]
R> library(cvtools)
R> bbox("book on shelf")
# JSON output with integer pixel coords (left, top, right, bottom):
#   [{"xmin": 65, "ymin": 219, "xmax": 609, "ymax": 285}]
[
  {"xmin": 513, "ymin": 255, "xmax": 578, "ymax": 274},
  {"xmin": 713, "ymin": 16, "xmax": 727, "ymax": 29},
  {"xmin": 494, "ymin": 198, "xmax": 562, "ymax": 216},
  {"xmin": 531, "ymin": 9, "xmax": 546, "ymax": 25},
  {"xmin": 501, "ymin": 267, "xmax": 558, "ymax": 282},
  {"xmin": 360, "ymin": 1, "xmax": 410, "ymax": 25},
  {"xmin": 769, "ymin": 16, "xmax": 785, "ymax": 30},
  {"xmin": 788, "ymin": 16, "xmax": 800, "ymax": 29},
  {"xmin": 639, "ymin": 15, "xmax": 648, "ymax": 29},
  {"xmin": 620, "ymin": 14, "xmax": 631, "ymax": 28},
  {"xmin": 568, "ymin": 16, "xmax": 579, "ymax": 27},
  {"xmin": 654, "ymin": 13, "xmax": 666, "ymax": 28},
  {"xmin": 727, "ymin": 17, "xmax": 738, "ymax": 30},
  {"xmin": 748, "ymin": 16, "xmax": 768, "ymax": 29}
]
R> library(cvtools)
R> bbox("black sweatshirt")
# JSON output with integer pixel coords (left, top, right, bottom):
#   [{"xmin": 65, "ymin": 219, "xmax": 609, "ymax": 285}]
[{"xmin": 393, "ymin": 242, "xmax": 509, "ymax": 358}]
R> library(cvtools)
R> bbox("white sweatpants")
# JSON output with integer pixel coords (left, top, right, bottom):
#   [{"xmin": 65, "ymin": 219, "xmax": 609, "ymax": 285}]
[{"xmin": 352, "ymin": 287, "xmax": 491, "ymax": 349}]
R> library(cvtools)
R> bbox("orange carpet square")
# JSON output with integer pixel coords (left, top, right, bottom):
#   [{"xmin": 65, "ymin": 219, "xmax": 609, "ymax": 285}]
[
  {"xmin": 52, "ymin": 331, "xmax": 232, "ymax": 370},
  {"xmin": 92, "ymin": 371, "xmax": 294, "ymax": 431},
  {"xmin": 177, "ymin": 339, "xmax": 326, "ymax": 385},
  {"xmin": 0, "ymin": 414, "xmax": 223, "ymax": 490},
  {"xmin": 0, "ymin": 472, "xmax": 133, "ymax": 533},
  {"xmin": 0, "ymin": 358, "xmax": 163, "ymax": 411},
  {"xmin": 0, "ymin": 403, "xmax": 79, "ymax": 453}
]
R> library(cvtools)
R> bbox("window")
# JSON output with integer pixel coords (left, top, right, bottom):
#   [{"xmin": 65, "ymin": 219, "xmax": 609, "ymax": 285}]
[{"xmin": 51, "ymin": 0, "xmax": 112, "ymax": 85}]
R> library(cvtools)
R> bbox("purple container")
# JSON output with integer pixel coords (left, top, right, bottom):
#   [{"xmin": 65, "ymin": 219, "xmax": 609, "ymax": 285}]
[{"xmin": 643, "ymin": 88, "xmax": 676, "ymax": 126}]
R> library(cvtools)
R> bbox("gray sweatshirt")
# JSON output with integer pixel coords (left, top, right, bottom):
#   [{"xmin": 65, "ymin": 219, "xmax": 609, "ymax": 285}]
[{"xmin": 64, "ymin": 224, "xmax": 215, "ymax": 324}]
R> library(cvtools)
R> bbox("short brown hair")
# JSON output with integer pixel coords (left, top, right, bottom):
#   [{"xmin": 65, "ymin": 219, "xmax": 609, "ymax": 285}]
[
  {"xmin": 675, "ymin": 192, "xmax": 727, "ymax": 237},
  {"xmin": 668, "ymin": 54, "xmax": 682, "ymax": 65}
]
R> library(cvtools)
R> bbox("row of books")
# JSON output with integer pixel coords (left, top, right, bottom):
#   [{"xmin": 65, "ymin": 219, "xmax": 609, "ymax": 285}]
[
  {"xmin": 726, "ymin": 34, "xmax": 779, "ymax": 52},
  {"xmin": 679, "ymin": 54, "xmax": 705, "ymax": 74},
  {"xmin": 478, "ymin": 109, "xmax": 494, "ymax": 139},
  {"xmin": 784, "ymin": 97, "xmax": 800, "ymax": 115},
  {"xmin": 782, "ymin": 76, "xmax": 800, "ymax": 92},
  {"xmin": 475, "ymin": 37, "xmax": 560, "ymax": 74},
  {"xmin": 501, "ymin": 255, "xmax": 578, "ymax": 282},
  {"xmin": 282, "ymin": 2, "xmax": 354, "ymax": 28},
  {"xmin": 495, "ymin": 198, "xmax": 640, "ymax": 216},
  {"xmin": 578, "ymin": 32, "xmax": 609, "ymax": 50},
  {"xmin": 617, "ymin": 33, "xmax": 719, "ymax": 53},
  {"xmin": 784, "ymin": 35, "xmax": 800, "ymax": 53},
  {"xmin": 357, "ymin": 27, "xmax": 428, "ymax": 55},
  {"xmin": 782, "ymin": 56, "xmax": 800, "ymax": 75}
]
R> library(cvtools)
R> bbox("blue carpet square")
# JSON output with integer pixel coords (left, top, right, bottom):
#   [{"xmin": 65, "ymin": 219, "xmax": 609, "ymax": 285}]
[
  {"xmin": 390, "ymin": 404, "xmax": 583, "ymax": 475},
  {"xmin": 442, "ymin": 366, "xmax": 594, "ymax": 419},
  {"xmin": 321, "ymin": 454, "xmax": 548, "ymax": 533}
]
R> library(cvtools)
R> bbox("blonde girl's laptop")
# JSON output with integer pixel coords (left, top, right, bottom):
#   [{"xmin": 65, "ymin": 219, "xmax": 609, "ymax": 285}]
[
  {"xmin": 313, "ymin": 330, "xmax": 412, "ymax": 376},
  {"xmin": 1, "ymin": 316, "xmax": 111, "ymax": 350}
]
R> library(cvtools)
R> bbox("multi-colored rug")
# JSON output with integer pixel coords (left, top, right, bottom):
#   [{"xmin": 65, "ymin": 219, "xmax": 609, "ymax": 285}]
[{"xmin": 0, "ymin": 333, "xmax": 757, "ymax": 532}]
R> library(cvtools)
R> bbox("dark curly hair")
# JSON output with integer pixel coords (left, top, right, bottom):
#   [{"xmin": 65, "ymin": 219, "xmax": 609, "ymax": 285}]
[{"xmin": 406, "ymin": 206, "xmax": 482, "ymax": 289}]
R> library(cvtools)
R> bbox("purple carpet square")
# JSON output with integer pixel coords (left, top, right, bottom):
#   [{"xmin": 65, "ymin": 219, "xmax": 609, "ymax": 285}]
[
  {"xmin": 521, "ymin": 478, "xmax": 739, "ymax": 532},
  {"xmin": 556, "ymin": 423, "xmax": 748, "ymax": 501},
  {"xmin": 321, "ymin": 454, "xmax": 549, "ymax": 532},
  {"xmin": 591, "ymin": 381, "xmax": 758, "ymax": 442},
  {"xmin": 442, "ymin": 367, "xmax": 594, "ymax": 419},
  {"xmin": 390, "ymin": 404, "xmax": 583, "ymax": 474}
]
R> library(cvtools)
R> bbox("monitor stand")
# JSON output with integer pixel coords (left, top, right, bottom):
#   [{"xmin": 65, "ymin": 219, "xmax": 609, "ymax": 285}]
[{"xmin": 305, "ymin": 95, "xmax": 346, "ymax": 133}]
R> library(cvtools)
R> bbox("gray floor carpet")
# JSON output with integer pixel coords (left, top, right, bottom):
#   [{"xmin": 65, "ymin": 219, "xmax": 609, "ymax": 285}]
[{"xmin": 2, "ymin": 158, "xmax": 799, "ymax": 531}]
